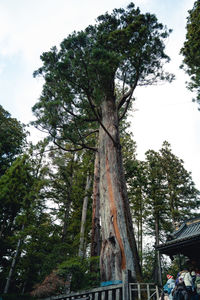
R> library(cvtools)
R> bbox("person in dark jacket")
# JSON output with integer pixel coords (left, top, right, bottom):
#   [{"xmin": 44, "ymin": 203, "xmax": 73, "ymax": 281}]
[{"xmin": 173, "ymin": 279, "xmax": 189, "ymax": 300}]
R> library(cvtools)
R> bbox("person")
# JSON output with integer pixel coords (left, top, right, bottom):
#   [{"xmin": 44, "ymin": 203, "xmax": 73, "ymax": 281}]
[
  {"xmin": 163, "ymin": 274, "xmax": 176, "ymax": 300},
  {"xmin": 176, "ymin": 273, "xmax": 181, "ymax": 286},
  {"xmin": 195, "ymin": 273, "xmax": 200, "ymax": 299},
  {"xmin": 190, "ymin": 271, "xmax": 198, "ymax": 300},
  {"xmin": 160, "ymin": 291, "xmax": 170, "ymax": 300},
  {"xmin": 180, "ymin": 268, "xmax": 193, "ymax": 299},
  {"xmin": 191, "ymin": 271, "xmax": 196, "ymax": 291},
  {"xmin": 173, "ymin": 278, "xmax": 189, "ymax": 300}
]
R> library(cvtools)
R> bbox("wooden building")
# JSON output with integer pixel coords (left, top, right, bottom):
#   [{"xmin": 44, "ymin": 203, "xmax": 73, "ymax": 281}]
[{"xmin": 157, "ymin": 217, "xmax": 200, "ymax": 269}]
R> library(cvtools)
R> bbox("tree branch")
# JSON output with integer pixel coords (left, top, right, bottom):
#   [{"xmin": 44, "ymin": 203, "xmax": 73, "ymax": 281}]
[
  {"xmin": 86, "ymin": 93, "xmax": 118, "ymax": 147},
  {"xmin": 117, "ymin": 72, "xmax": 139, "ymax": 111},
  {"xmin": 117, "ymin": 88, "xmax": 134, "ymax": 111},
  {"xmin": 82, "ymin": 129, "xmax": 99, "ymax": 139},
  {"xmin": 53, "ymin": 139, "xmax": 84, "ymax": 152},
  {"xmin": 52, "ymin": 132, "xmax": 97, "ymax": 152},
  {"xmin": 119, "ymin": 94, "xmax": 134, "ymax": 121}
]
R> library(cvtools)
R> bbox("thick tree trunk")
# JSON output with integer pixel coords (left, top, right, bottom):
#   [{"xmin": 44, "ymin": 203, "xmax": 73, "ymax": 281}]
[
  {"xmin": 98, "ymin": 98, "xmax": 141, "ymax": 282},
  {"xmin": 78, "ymin": 175, "xmax": 91, "ymax": 257},
  {"xmin": 91, "ymin": 151, "xmax": 101, "ymax": 257}
]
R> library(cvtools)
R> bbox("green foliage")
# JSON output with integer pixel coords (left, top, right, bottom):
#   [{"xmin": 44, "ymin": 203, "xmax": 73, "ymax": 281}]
[
  {"xmin": 31, "ymin": 3, "xmax": 174, "ymax": 283},
  {"xmin": 159, "ymin": 141, "xmax": 200, "ymax": 227},
  {"xmin": 0, "ymin": 105, "xmax": 27, "ymax": 176},
  {"xmin": 126, "ymin": 140, "xmax": 200, "ymax": 279},
  {"xmin": 0, "ymin": 155, "xmax": 36, "ymax": 272},
  {"xmin": 46, "ymin": 148, "xmax": 94, "ymax": 254},
  {"xmin": 0, "ymin": 142, "xmax": 54, "ymax": 294},
  {"xmin": 0, "ymin": 2, "xmax": 183, "ymax": 294},
  {"xmin": 145, "ymin": 149, "xmax": 169, "ymax": 237},
  {"xmin": 180, "ymin": 0, "xmax": 200, "ymax": 108},
  {"xmin": 136, "ymin": 141, "xmax": 200, "ymax": 240},
  {"xmin": 32, "ymin": 2, "xmax": 173, "ymax": 151},
  {"xmin": 141, "ymin": 244, "xmax": 180, "ymax": 284},
  {"xmin": 141, "ymin": 245, "xmax": 155, "ymax": 282},
  {"xmin": 58, "ymin": 256, "xmax": 100, "ymax": 292},
  {"xmin": 166, "ymin": 257, "xmax": 181, "ymax": 281}
]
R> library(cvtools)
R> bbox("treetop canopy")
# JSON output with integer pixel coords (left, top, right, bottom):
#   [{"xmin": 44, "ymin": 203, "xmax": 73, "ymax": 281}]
[{"xmin": 32, "ymin": 2, "xmax": 174, "ymax": 151}]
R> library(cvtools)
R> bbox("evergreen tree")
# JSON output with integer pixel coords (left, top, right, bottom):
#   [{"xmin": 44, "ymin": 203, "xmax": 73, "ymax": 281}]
[
  {"xmin": 180, "ymin": 0, "xmax": 200, "ymax": 108},
  {"xmin": 46, "ymin": 148, "xmax": 94, "ymax": 257},
  {"xmin": 32, "ymin": 2, "xmax": 173, "ymax": 281},
  {"xmin": 120, "ymin": 119, "xmax": 147, "ymax": 263},
  {"xmin": 160, "ymin": 141, "xmax": 200, "ymax": 229},
  {"xmin": 0, "ymin": 142, "xmax": 49, "ymax": 294},
  {"xmin": 145, "ymin": 149, "xmax": 166, "ymax": 285},
  {"xmin": 0, "ymin": 105, "xmax": 26, "ymax": 176},
  {"xmin": 126, "ymin": 159, "xmax": 147, "ymax": 264},
  {"xmin": 126, "ymin": 141, "xmax": 200, "ymax": 284}
]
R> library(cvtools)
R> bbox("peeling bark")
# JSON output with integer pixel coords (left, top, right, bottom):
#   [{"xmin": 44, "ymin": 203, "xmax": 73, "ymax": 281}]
[{"xmin": 99, "ymin": 98, "xmax": 141, "ymax": 282}]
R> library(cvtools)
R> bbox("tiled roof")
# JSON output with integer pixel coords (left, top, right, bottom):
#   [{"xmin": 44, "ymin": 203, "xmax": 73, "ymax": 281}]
[
  {"xmin": 157, "ymin": 218, "xmax": 200, "ymax": 257},
  {"xmin": 157, "ymin": 218, "xmax": 200, "ymax": 250},
  {"xmin": 172, "ymin": 220, "xmax": 200, "ymax": 241}
]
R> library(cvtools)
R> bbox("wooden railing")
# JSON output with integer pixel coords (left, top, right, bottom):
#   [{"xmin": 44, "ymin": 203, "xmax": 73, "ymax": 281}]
[
  {"xmin": 38, "ymin": 283, "xmax": 123, "ymax": 300},
  {"xmin": 129, "ymin": 283, "xmax": 160, "ymax": 300},
  {"xmin": 38, "ymin": 282, "xmax": 161, "ymax": 300}
]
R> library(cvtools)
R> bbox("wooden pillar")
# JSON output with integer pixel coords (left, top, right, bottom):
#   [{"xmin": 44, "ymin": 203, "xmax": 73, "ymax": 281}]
[{"xmin": 122, "ymin": 270, "xmax": 130, "ymax": 300}]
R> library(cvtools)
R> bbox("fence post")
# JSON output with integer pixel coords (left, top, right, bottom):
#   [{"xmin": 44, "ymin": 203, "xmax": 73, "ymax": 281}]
[
  {"xmin": 122, "ymin": 270, "xmax": 129, "ymax": 300},
  {"xmin": 156, "ymin": 285, "xmax": 159, "ymax": 300}
]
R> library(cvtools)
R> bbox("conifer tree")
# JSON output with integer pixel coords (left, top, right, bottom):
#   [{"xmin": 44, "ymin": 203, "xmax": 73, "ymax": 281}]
[
  {"xmin": 180, "ymin": 0, "xmax": 200, "ymax": 108},
  {"xmin": 32, "ymin": 3, "xmax": 173, "ymax": 281},
  {"xmin": 160, "ymin": 141, "xmax": 200, "ymax": 230},
  {"xmin": 0, "ymin": 142, "xmax": 49, "ymax": 294},
  {"xmin": 0, "ymin": 105, "xmax": 26, "ymax": 176}
]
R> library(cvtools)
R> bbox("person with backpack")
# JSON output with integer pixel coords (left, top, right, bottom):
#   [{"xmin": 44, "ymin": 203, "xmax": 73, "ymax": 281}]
[
  {"xmin": 163, "ymin": 274, "xmax": 176, "ymax": 300},
  {"xmin": 179, "ymin": 268, "xmax": 193, "ymax": 299}
]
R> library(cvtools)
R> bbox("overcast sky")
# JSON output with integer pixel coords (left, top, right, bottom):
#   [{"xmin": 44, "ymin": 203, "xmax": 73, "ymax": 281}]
[{"xmin": 0, "ymin": 0, "xmax": 199, "ymax": 189}]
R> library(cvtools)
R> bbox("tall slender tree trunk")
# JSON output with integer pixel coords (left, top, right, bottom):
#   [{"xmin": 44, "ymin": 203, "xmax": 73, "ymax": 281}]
[
  {"xmin": 91, "ymin": 150, "xmax": 101, "ymax": 257},
  {"xmin": 154, "ymin": 215, "xmax": 162, "ymax": 286},
  {"xmin": 62, "ymin": 155, "xmax": 74, "ymax": 242},
  {"xmin": 4, "ymin": 226, "xmax": 24, "ymax": 293},
  {"xmin": 98, "ymin": 98, "xmax": 141, "ymax": 282},
  {"xmin": 0, "ymin": 218, "xmax": 6, "ymax": 239},
  {"xmin": 78, "ymin": 175, "xmax": 91, "ymax": 257},
  {"xmin": 138, "ymin": 209, "xmax": 143, "ymax": 267}
]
